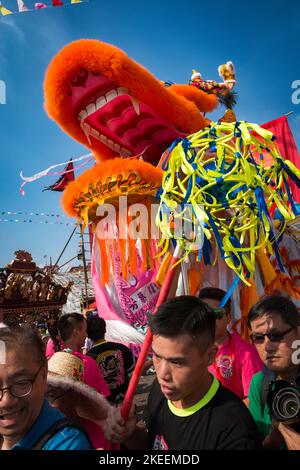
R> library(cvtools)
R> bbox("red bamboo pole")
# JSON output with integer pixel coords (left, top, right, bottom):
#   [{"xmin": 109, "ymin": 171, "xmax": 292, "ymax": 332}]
[{"xmin": 121, "ymin": 244, "xmax": 182, "ymax": 420}]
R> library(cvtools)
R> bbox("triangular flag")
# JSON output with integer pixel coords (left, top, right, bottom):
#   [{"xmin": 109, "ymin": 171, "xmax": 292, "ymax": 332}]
[
  {"xmin": 52, "ymin": 0, "xmax": 63, "ymax": 5},
  {"xmin": 0, "ymin": 1, "xmax": 13, "ymax": 14},
  {"xmin": 35, "ymin": 2, "xmax": 48, "ymax": 8},
  {"xmin": 17, "ymin": 0, "xmax": 28, "ymax": 11},
  {"xmin": 42, "ymin": 159, "xmax": 75, "ymax": 192}
]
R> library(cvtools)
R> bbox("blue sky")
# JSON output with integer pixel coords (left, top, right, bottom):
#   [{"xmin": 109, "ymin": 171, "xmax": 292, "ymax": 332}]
[{"xmin": 0, "ymin": 0, "xmax": 299, "ymax": 268}]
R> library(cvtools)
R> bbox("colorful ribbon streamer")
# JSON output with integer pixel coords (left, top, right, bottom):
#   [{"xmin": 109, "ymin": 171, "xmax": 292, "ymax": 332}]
[
  {"xmin": 19, "ymin": 153, "xmax": 94, "ymax": 195},
  {"xmin": 156, "ymin": 121, "xmax": 300, "ymax": 285}
]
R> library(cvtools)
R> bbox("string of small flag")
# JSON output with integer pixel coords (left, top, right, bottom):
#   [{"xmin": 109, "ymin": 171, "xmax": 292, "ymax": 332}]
[
  {"xmin": 1, "ymin": 211, "xmax": 67, "ymax": 218},
  {"xmin": 0, "ymin": 0, "xmax": 88, "ymax": 16},
  {"xmin": 0, "ymin": 218, "xmax": 77, "ymax": 226}
]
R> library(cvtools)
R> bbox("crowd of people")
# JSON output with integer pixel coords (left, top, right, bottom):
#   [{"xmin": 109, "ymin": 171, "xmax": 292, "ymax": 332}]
[{"xmin": 0, "ymin": 288, "xmax": 300, "ymax": 450}]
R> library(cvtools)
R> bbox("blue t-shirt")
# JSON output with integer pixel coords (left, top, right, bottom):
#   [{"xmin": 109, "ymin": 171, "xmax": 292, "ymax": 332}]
[{"xmin": 12, "ymin": 400, "xmax": 91, "ymax": 450}]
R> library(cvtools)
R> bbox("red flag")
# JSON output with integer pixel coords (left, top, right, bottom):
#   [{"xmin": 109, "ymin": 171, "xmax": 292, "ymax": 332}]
[
  {"xmin": 261, "ymin": 116, "xmax": 300, "ymax": 202},
  {"xmin": 43, "ymin": 159, "xmax": 74, "ymax": 192},
  {"xmin": 52, "ymin": 0, "xmax": 63, "ymax": 6}
]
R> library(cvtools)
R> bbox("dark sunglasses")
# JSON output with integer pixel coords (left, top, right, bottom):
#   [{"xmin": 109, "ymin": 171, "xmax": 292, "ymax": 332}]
[
  {"xmin": 213, "ymin": 308, "xmax": 226, "ymax": 320},
  {"xmin": 250, "ymin": 327, "xmax": 294, "ymax": 344}
]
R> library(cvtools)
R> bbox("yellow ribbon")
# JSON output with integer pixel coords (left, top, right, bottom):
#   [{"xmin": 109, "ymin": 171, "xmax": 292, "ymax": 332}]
[{"xmin": 157, "ymin": 120, "xmax": 299, "ymax": 283}]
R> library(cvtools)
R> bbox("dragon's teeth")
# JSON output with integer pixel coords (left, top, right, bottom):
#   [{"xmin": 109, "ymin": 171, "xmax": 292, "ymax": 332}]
[
  {"xmin": 130, "ymin": 95, "xmax": 140, "ymax": 115},
  {"xmin": 86, "ymin": 103, "xmax": 96, "ymax": 116},
  {"xmin": 78, "ymin": 110, "xmax": 88, "ymax": 121},
  {"xmin": 121, "ymin": 148, "xmax": 132, "ymax": 157},
  {"xmin": 106, "ymin": 89, "xmax": 118, "ymax": 102},
  {"xmin": 96, "ymin": 96, "xmax": 107, "ymax": 110},
  {"xmin": 117, "ymin": 87, "xmax": 129, "ymax": 96},
  {"xmin": 90, "ymin": 128, "xmax": 100, "ymax": 139}
]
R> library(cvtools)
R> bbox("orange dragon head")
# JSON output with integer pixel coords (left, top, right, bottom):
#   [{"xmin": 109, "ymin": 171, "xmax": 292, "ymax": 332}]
[
  {"xmin": 44, "ymin": 39, "xmax": 218, "ymax": 166},
  {"xmin": 44, "ymin": 39, "xmax": 218, "ymax": 221}
]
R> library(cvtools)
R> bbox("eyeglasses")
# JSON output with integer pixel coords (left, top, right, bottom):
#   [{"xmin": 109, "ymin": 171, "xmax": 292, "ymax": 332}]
[
  {"xmin": 0, "ymin": 364, "xmax": 44, "ymax": 400},
  {"xmin": 250, "ymin": 327, "xmax": 294, "ymax": 345},
  {"xmin": 213, "ymin": 308, "xmax": 226, "ymax": 320}
]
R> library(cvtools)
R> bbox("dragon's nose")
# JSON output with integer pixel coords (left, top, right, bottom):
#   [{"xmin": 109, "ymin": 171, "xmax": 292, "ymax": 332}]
[{"xmin": 69, "ymin": 68, "xmax": 88, "ymax": 88}]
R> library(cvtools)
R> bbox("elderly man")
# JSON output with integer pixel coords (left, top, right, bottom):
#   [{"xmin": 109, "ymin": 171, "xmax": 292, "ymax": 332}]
[{"xmin": 0, "ymin": 323, "xmax": 91, "ymax": 450}]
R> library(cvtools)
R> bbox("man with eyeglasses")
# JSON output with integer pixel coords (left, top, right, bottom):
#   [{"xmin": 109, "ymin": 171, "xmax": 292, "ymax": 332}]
[
  {"xmin": 199, "ymin": 287, "xmax": 263, "ymax": 401},
  {"xmin": 247, "ymin": 295, "xmax": 300, "ymax": 450},
  {"xmin": 0, "ymin": 323, "xmax": 91, "ymax": 450}
]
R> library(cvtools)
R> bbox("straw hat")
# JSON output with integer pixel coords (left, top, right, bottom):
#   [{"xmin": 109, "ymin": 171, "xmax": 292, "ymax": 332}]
[{"xmin": 47, "ymin": 351, "xmax": 111, "ymax": 422}]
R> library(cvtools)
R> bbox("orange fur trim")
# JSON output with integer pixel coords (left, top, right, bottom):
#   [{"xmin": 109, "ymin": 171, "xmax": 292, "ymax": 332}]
[
  {"xmin": 61, "ymin": 158, "xmax": 163, "ymax": 220},
  {"xmin": 44, "ymin": 39, "xmax": 217, "ymax": 161},
  {"xmin": 168, "ymin": 84, "xmax": 218, "ymax": 114}
]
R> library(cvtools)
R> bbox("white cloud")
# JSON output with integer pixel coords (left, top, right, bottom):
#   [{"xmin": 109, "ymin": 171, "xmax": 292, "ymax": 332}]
[
  {"xmin": 0, "ymin": 16, "xmax": 25, "ymax": 76},
  {"xmin": 1, "ymin": 16, "xmax": 25, "ymax": 41}
]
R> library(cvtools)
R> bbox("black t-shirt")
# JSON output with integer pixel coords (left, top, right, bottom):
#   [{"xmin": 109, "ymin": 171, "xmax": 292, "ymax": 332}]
[
  {"xmin": 87, "ymin": 340, "xmax": 135, "ymax": 404},
  {"xmin": 146, "ymin": 378, "xmax": 262, "ymax": 450}
]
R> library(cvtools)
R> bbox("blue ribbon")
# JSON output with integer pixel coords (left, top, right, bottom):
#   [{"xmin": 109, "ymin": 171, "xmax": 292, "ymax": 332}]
[
  {"xmin": 218, "ymin": 275, "xmax": 240, "ymax": 308},
  {"xmin": 206, "ymin": 211, "xmax": 224, "ymax": 258}
]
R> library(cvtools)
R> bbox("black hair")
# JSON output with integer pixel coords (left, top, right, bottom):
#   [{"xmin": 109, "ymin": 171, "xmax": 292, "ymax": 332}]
[
  {"xmin": 58, "ymin": 313, "xmax": 85, "ymax": 342},
  {"xmin": 86, "ymin": 315, "xmax": 106, "ymax": 341},
  {"xmin": 0, "ymin": 323, "xmax": 46, "ymax": 365},
  {"xmin": 198, "ymin": 287, "xmax": 231, "ymax": 314},
  {"xmin": 148, "ymin": 295, "xmax": 216, "ymax": 347},
  {"xmin": 247, "ymin": 295, "xmax": 300, "ymax": 329}
]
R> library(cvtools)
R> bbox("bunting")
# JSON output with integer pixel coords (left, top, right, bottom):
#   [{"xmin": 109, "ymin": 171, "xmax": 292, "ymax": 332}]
[
  {"xmin": 1, "ymin": 211, "xmax": 67, "ymax": 218},
  {"xmin": 0, "ymin": 1, "xmax": 12, "ymax": 14},
  {"xmin": 17, "ymin": 0, "xmax": 28, "ymax": 11},
  {"xmin": 0, "ymin": 218, "xmax": 76, "ymax": 226},
  {"xmin": 0, "ymin": 0, "xmax": 89, "ymax": 15}
]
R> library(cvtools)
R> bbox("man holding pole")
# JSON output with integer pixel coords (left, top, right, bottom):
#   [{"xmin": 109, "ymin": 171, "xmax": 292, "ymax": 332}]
[{"xmin": 104, "ymin": 296, "xmax": 262, "ymax": 450}]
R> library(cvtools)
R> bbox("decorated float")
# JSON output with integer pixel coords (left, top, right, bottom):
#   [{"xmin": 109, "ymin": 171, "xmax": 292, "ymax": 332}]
[
  {"xmin": 0, "ymin": 250, "xmax": 72, "ymax": 331},
  {"xmin": 19, "ymin": 38, "xmax": 300, "ymax": 416}
]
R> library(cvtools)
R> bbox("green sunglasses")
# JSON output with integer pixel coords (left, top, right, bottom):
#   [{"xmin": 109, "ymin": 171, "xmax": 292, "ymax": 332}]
[{"xmin": 213, "ymin": 308, "xmax": 226, "ymax": 319}]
